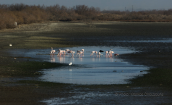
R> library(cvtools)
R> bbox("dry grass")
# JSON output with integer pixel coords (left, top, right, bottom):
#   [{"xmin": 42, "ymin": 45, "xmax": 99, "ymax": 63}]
[{"xmin": 1, "ymin": 4, "xmax": 172, "ymax": 30}]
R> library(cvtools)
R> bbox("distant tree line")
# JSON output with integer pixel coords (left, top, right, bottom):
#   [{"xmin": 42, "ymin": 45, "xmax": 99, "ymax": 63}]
[
  {"xmin": 0, "ymin": 3, "xmax": 172, "ymax": 29},
  {"xmin": 101, "ymin": 9, "xmax": 172, "ymax": 22}
]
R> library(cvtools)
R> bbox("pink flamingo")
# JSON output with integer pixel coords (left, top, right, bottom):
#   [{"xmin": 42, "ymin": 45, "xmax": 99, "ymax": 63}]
[
  {"xmin": 105, "ymin": 51, "xmax": 109, "ymax": 56},
  {"xmin": 105, "ymin": 50, "xmax": 114, "ymax": 57},
  {"xmin": 97, "ymin": 52, "xmax": 103, "ymax": 57},
  {"xmin": 76, "ymin": 49, "xmax": 84, "ymax": 57},
  {"xmin": 67, "ymin": 50, "xmax": 75, "ymax": 57},
  {"xmin": 65, "ymin": 49, "xmax": 71, "ymax": 55},
  {"xmin": 90, "ymin": 51, "xmax": 98, "ymax": 56},
  {"xmin": 108, "ymin": 51, "xmax": 114, "ymax": 57},
  {"xmin": 70, "ymin": 51, "xmax": 75, "ymax": 57},
  {"xmin": 50, "ymin": 47, "xmax": 56, "ymax": 55},
  {"xmin": 81, "ymin": 49, "xmax": 84, "ymax": 55},
  {"xmin": 57, "ymin": 49, "xmax": 65, "ymax": 56},
  {"xmin": 76, "ymin": 50, "xmax": 82, "ymax": 57}
]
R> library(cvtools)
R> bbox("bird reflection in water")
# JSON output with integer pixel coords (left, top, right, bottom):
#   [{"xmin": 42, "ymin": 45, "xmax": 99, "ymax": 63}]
[
  {"xmin": 58, "ymin": 56, "xmax": 65, "ymax": 63},
  {"xmin": 50, "ymin": 55, "xmax": 55, "ymax": 62}
]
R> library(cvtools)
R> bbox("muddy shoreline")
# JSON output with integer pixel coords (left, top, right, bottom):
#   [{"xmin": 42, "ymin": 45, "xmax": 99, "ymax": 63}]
[{"xmin": 0, "ymin": 21, "xmax": 172, "ymax": 104}]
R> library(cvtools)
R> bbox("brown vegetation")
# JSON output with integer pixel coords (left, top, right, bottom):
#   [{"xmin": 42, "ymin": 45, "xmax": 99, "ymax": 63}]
[{"xmin": 0, "ymin": 3, "xmax": 172, "ymax": 29}]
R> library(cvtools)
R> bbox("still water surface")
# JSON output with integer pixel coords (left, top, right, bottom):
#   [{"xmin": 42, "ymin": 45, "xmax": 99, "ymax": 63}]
[
  {"xmin": 40, "ymin": 46, "xmax": 148, "ymax": 85},
  {"xmin": 8, "ymin": 46, "xmax": 149, "ymax": 84}
]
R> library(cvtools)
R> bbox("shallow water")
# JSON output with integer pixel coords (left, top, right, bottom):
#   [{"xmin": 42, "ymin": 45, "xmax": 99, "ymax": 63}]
[
  {"xmin": 8, "ymin": 46, "xmax": 149, "ymax": 85},
  {"xmin": 41, "ymin": 66, "xmax": 147, "ymax": 84},
  {"xmin": 38, "ymin": 46, "xmax": 148, "ymax": 85}
]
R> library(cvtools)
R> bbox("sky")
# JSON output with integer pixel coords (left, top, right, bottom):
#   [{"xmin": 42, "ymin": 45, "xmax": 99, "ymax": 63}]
[{"xmin": 0, "ymin": 0, "xmax": 172, "ymax": 11}]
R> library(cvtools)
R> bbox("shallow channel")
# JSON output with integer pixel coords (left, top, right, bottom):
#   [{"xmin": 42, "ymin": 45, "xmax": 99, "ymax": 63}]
[
  {"xmin": 41, "ymin": 46, "xmax": 148, "ymax": 84},
  {"xmin": 8, "ymin": 46, "xmax": 148, "ymax": 85}
]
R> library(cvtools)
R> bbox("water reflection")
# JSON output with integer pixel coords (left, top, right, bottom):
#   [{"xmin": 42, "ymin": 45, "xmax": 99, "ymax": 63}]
[
  {"xmin": 57, "ymin": 56, "xmax": 66, "ymax": 63},
  {"xmin": 40, "ymin": 46, "xmax": 149, "ymax": 85},
  {"xmin": 7, "ymin": 46, "xmax": 149, "ymax": 85},
  {"xmin": 91, "ymin": 58, "xmax": 96, "ymax": 62},
  {"xmin": 42, "ymin": 66, "xmax": 148, "ymax": 84},
  {"xmin": 78, "ymin": 57, "xmax": 83, "ymax": 62},
  {"xmin": 50, "ymin": 55, "xmax": 55, "ymax": 62}
]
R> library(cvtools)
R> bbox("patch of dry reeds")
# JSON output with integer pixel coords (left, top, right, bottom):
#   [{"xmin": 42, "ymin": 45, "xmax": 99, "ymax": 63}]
[{"xmin": 0, "ymin": 3, "xmax": 172, "ymax": 29}]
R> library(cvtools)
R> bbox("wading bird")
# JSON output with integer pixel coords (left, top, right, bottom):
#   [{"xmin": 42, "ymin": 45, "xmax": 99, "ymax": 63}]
[
  {"xmin": 105, "ymin": 50, "xmax": 114, "ymax": 57},
  {"xmin": 90, "ymin": 51, "xmax": 98, "ymax": 56},
  {"xmin": 114, "ymin": 54, "xmax": 119, "ymax": 56},
  {"xmin": 108, "ymin": 51, "xmax": 114, "ymax": 57},
  {"xmin": 97, "ymin": 52, "xmax": 103, "ymax": 57},
  {"xmin": 99, "ymin": 50, "xmax": 104, "ymax": 52},
  {"xmin": 57, "ymin": 49, "xmax": 65, "ymax": 56},
  {"xmin": 76, "ymin": 49, "xmax": 84, "ymax": 57},
  {"xmin": 50, "ymin": 47, "xmax": 56, "ymax": 55},
  {"xmin": 70, "ymin": 51, "xmax": 75, "ymax": 57}
]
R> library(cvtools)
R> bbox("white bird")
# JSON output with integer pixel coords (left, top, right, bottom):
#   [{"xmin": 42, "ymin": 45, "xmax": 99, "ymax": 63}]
[
  {"xmin": 69, "ymin": 62, "xmax": 72, "ymax": 66},
  {"xmin": 90, "ymin": 51, "xmax": 98, "ymax": 56},
  {"xmin": 97, "ymin": 52, "xmax": 103, "ymax": 57},
  {"xmin": 50, "ymin": 47, "xmax": 56, "ymax": 55}
]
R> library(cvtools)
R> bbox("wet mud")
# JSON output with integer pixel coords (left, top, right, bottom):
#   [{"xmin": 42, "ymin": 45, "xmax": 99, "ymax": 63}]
[{"xmin": 0, "ymin": 21, "xmax": 172, "ymax": 104}]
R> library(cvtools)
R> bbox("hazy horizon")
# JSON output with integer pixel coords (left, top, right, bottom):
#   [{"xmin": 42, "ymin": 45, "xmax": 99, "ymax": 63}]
[{"xmin": 0, "ymin": 0, "xmax": 172, "ymax": 11}]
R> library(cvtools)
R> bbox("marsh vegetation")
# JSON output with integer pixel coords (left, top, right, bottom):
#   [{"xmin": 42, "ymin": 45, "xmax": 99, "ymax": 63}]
[{"xmin": 1, "ymin": 3, "xmax": 172, "ymax": 30}]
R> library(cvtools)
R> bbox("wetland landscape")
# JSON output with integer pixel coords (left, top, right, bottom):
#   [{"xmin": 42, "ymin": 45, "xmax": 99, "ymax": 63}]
[{"xmin": 0, "ymin": 21, "xmax": 172, "ymax": 105}]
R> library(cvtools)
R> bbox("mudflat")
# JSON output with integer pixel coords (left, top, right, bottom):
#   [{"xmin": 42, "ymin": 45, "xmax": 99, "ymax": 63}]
[{"xmin": 0, "ymin": 21, "xmax": 172, "ymax": 105}]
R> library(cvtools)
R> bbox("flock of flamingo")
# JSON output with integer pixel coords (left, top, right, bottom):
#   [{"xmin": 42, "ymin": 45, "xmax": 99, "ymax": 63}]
[{"xmin": 50, "ymin": 47, "xmax": 119, "ymax": 57}]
